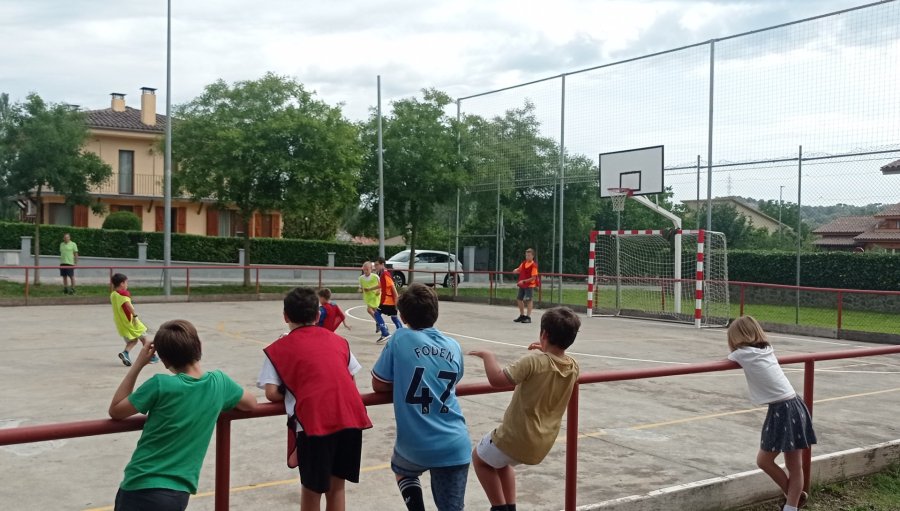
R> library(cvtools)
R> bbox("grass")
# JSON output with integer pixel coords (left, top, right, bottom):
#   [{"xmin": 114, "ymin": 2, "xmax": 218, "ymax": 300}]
[{"xmin": 735, "ymin": 463, "xmax": 900, "ymax": 510}]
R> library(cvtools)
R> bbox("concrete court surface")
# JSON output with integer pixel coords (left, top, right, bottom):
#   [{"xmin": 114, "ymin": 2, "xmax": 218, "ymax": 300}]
[{"xmin": 1, "ymin": 299, "xmax": 899, "ymax": 511}]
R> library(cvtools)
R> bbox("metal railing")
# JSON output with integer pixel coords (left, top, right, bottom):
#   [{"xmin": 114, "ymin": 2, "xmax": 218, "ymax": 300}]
[{"xmin": 2, "ymin": 345, "xmax": 900, "ymax": 510}]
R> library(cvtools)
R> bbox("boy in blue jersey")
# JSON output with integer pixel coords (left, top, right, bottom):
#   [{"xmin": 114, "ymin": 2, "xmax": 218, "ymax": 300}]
[{"xmin": 372, "ymin": 283, "xmax": 470, "ymax": 511}]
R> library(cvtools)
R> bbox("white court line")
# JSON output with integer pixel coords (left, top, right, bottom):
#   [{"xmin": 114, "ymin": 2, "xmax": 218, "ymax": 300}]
[{"xmin": 346, "ymin": 306, "xmax": 689, "ymax": 365}]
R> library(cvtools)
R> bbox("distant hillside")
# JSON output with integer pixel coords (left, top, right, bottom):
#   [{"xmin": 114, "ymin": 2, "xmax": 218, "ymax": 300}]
[
  {"xmin": 736, "ymin": 196, "xmax": 886, "ymax": 229},
  {"xmin": 799, "ymin": 203, "xmax": 886, "ymax": 229}
]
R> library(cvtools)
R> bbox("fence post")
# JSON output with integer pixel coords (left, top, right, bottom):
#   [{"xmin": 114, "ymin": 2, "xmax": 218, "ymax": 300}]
[
  {"xmin": 739, "ymin": 284, "xmax": 745, "ymax": 316},
  {"xmin": 256, "ymin": 268, "xmax": 260, "ymax": 295},
  {"xmin": 186, "ymin": 268, "xmax": 191, "ymax": 298},
  {"xmin": 24, "ymin": 267, "xmax": 30, "ymax": 304},
  {"xmin": 836, "ymin": 291, "xmax": 843, "ymax": 334},
  {"xmin": 214, "ymin": 417, "xmax": 231, "ymax": 511},
  {"xmin": 489, "ymin": 271, "xmax": 494, "ymax": 305},
  {"xmin": 565, "ymin": 383, "xmax": 580, "ymax": 511},
  {"xmin": 802, "ymin": 360, "xmax": 814, "ymax": 495}
]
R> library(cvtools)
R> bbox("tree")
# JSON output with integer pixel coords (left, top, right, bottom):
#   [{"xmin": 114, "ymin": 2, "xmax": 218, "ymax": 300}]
[
  {"xmin": 102, "ymin": 211, "xmax": 142, "ymax": 231},
  {"xmin": 171, "ymin": 74, "xmax": 363, "ymax": 284},
  {"xmin": 359, "ymin": 89, "xmax": 467, "ymax": 282},
  {"xmin": 0, "ymin": 93, "xmax": 112, "ymax": 283}
]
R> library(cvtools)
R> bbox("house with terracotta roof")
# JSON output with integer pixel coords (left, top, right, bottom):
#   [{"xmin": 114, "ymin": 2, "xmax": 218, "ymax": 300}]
[
  {"xmin": 681, "ymin": 196, "xmax": 789, "ymax": 234},
  {"xmin": 813, "ymin": 204, "xmax": 900, "ymax": 251},
  {"xmin": 26, "ymin": 88, "xmax": 282, "ymax": 238}
]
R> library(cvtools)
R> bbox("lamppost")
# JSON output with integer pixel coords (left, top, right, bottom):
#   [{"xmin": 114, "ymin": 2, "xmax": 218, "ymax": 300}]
[
  {"xmin": 163, "ymin": 0, "xmax": 173, "ymax": 295},
  {"xmin": 778, "ymin": 185, "xmax": 785, "ymax": 240}
]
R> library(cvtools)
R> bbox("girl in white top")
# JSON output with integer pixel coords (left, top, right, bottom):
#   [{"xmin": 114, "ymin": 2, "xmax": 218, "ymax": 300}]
[{"xmin": 727, "ymin": 316, "xmax": 816, "ymax": 511}]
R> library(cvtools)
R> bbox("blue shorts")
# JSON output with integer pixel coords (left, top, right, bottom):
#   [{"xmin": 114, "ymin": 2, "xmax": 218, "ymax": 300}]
[
  {"xmin": 516, "ymin": 287, "xmax": 534, "ymax": 301},
  {"xmin": 391, "ymin": 450, "xmax": 469, "ymax": 511}
]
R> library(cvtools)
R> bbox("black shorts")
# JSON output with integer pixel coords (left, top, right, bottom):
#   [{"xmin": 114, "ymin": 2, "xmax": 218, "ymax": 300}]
[
  {"xmin": 297, "ymin": 428, "xmax": 363, "ymax": 494},
  {"xmin": 114, "ymin": 488, "xmax": 189, "ymax": 511},
  {"xmin": 60, "ymin": 264, "xmax": 75, "ymax": 278},
  {"xmin": 378, "ymin": 305, "xmax": 398, "ymax": 316}
]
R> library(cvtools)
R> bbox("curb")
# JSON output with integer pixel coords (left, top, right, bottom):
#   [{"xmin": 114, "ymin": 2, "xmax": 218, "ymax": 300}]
[{"xmin": 575, "ymin": 439, "xmax": 900, "ymax": 510}]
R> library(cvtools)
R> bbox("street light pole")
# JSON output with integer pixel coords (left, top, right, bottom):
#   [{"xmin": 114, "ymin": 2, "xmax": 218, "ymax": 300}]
[{"xmin": 163, "ymin": 0, "xmax": 172, "ymax": 296}]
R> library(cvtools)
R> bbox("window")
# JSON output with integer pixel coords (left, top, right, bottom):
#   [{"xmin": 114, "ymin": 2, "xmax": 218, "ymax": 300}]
[
  {"xmin": 218, "ymin": 211, "xmax": 232, "ymax": 237},
  {"xmin": 431, "ymin": 253, "xmax": 449, "ymax": 264},
  {"xmin": 118, "ymin": 150, "xmax": 134, "ymax": 194},
  {"xmin": 49, "ymin": 204, "xmax": 73, "ymax": 226}
]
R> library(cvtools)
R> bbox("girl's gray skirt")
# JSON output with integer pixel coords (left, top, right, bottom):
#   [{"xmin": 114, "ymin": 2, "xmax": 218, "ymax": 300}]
[{"xmin": 761, "ymin": 395, "xmax": 817, "ymax": 452}]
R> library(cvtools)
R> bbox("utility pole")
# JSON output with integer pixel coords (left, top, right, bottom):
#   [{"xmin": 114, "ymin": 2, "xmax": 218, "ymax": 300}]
[{"xmin": 778, "ymin": 185, "xmax": 785, "ymax": 240}]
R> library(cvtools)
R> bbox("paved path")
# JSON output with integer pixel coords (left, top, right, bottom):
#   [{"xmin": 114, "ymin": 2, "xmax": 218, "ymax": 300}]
[{"xmin": 1, "ymin": 300, "xmax": 899, "ymax": 510}]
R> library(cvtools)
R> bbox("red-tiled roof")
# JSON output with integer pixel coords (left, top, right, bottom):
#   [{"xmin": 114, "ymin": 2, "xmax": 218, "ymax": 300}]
[
  {"xmin": 882, "ymin": 159, "xmax": 900, "ymax": 171},
  {"xmin": 84, "ymin": 107, "xmax": 167, "ymax": 133},
  {"xmin": 812, "ymin": 216, "xmax": 878, "ymax": 235},
  {"xmin": 874, "ymin": 203, "xmax": 900, "ymax": 218},
  {"xmin": 854, "ymin": 230, "xmax": 900, "ymax": 242}
]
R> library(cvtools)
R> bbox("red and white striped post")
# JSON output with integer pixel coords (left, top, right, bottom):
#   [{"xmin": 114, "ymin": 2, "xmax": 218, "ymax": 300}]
[
  {"xmin": 586, "ymin": 231, "xmax": 598, "ymax": 317},
  {"xmin": 694, "ymin": 229, "xmax": 705, "ymax": 328}
]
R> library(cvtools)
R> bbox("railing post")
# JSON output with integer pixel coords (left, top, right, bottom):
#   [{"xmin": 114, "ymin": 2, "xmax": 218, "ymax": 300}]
[
  {"xmin": 489, "ymin": 271, "xmax": 494, "ymax": 305},
  {"xmin": 565, "ymin": 383, "xmax": 580, "ymax": 511},
  {"xmin": 214, "ymin": 417, "xmax": 231, "ymax": 511},
  {"xmin": 256, "ymin": 268, "xmax": 260, "ymax": 295},
  {"xmin": 739, "ymin": 284, "xmax": 745, "ymax": 316},
  {"xmin": 802, "ymin": 360, "xmax": 814, "ymax": 495},
  {"xmin": 24, "ymin": 267, "xmax": 30, "ymax": 304},
  {"xmin": 186, "ymin": 268, "xmax": 191, "ymax": 298},
  {"xmin": 318, "ymin": 268, "xmax": 322, "ymax": 289},
  {"xmin": 109, "ymin": 267, "xmax": 114, "ymax": 292},
  {"xmin": 836, "ymin": 291, "xmax": 843, "ymax": 334}
]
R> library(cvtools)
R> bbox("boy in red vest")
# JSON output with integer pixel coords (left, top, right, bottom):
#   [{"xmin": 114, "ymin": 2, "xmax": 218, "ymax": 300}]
[
  {"xmin": 258, "ymin": 287, "xmax": 372, "ymax": 511},
  {"xmin": 317, "ymin": 288, "xmax": 351, "ymax": 332}
]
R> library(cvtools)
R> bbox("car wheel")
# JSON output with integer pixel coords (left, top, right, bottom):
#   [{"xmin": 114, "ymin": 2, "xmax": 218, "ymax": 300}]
[
  {"xmin": 442, "ymin": 273, "xmax": 459, "ymax": 288},
  {"xmin": 392, "ymin": 271, "xmax": 406, "ymax": 288}
]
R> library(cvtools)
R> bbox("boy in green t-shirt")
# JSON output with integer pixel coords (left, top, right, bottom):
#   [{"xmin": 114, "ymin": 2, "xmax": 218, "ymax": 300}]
[
  {"xmin": 358, "ymin": 261, "xmax": 381, "ymax": 333},
  {"xmin": 108, "ymin": 319, "xmax": 257, "ymax": 510},
  {"xmin": 468, "ymin": 307, "xmax": 581, "ymax": 511}
]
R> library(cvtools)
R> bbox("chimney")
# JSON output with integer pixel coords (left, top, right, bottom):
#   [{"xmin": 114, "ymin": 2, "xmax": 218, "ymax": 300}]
[
  {"xmin": 110, "ymin": 92, "xmax": 126, "ymax": 112},
  {"xmin": 140, "ymin": 87, "xmax": 157, "ymax": 126}
]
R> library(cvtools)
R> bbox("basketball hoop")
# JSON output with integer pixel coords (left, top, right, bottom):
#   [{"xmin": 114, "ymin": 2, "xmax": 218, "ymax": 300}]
[{"xmin": 607, "ymin": 188, "xmax": 633, "ymax": 212}]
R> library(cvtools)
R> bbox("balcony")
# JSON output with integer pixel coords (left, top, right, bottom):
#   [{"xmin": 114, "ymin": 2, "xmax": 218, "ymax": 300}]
[{"xmin": 92, "ymin": 173, "xmax": 163, "ymax": 197}]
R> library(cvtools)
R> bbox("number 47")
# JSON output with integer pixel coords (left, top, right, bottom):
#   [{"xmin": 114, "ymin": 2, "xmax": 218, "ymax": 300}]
[{"xmin": 405, "ymin": 367, "xmax": 458, "ymax": 415}]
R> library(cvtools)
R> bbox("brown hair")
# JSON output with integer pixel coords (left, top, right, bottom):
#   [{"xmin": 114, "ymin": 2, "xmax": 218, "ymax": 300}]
[
  {"xmin": 397, "ymin": 283, "xmax": 438, "ymax": 329},
  {"xmin": 111, "ymin": 273, "xmax": 128, "ymax": 287},
  {"xmin": 541, "ymin": 306, "xmax": 580, "ymax": 349},
  {"xmin": 525, "ymin": 248, "xmax": 534, "ymax": 255},
  {"xmin": 154, "ymin": 319, "xmax": 202, "ymax": 368},
  {"xmin": 317, "ymin": 288, "xmax": 332, "ymax": 301},
  {"xmin": 727, "ymin": 316, "xmax": 771, "ymax": 351}
]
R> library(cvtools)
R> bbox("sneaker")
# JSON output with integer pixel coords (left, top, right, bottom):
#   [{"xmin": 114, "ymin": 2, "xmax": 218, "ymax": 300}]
[
  {"xmin": 118, "ymin": 351, "xmax": 132, "ymax": 367},
  {"xmin": 149, "ymin": 355, "xmax": 160, "ymax": 364},
  {"xmin": 63, "ymin": 287, "xmax": 69, "ymax": 295},
  {"xmin": 521, "ymin": 316, "xmax": 532, "ymax": 324},
  {"xmin": 782, "ymin": 491, "xmax": 808, "ymax": 509},
  {"xmin": 376, "ymin": 335, "xmax": 391, "ymax": 345},
  {"xmin": 513, "ymin": 315, "xmax": 524, "ymax": 323}
]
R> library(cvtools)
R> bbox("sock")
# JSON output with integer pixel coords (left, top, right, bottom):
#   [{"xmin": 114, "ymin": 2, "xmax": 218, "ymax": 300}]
[
  {"xmin": 391, "ymin": 316, "xmax": 403, "ymax": 329},
  {"xmin": 506, "ymin": 505, "xmax": 517, "ymax": 511},
  {"xmin": 397, "ymin": 477, "xmax": 425, "ymax": 511},
  {"xmin": 783, "ymin": 506, "xmax": 798, "ymax": 511},
  {"xmin": 490, "ymin": 507, "xmax": 507, "ymax": 511}
]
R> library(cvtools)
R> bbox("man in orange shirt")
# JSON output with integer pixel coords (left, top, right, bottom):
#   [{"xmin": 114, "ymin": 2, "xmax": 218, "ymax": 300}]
[
  {"xmin": 374, "ymin": 257, "xmax": 403, "ymax": 343},
  {"xmin": 513, "ymin": 248, "xmax": 539, "ymax": 324}
]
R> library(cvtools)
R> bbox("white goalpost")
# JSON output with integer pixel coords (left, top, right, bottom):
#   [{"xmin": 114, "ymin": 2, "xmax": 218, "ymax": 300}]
[
  {"xmin": 594, "ymin": 145, "xmax": 729, "ymax": 328},
  {"xmin": 586, "ymin": 229, "xmax": 729, "ymax": 327}
]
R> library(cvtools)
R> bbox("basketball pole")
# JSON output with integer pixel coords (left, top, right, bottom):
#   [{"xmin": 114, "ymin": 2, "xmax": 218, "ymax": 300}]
[{"xmin": 631, "ymin": 196, "xmax": 682, "ymax": 314}]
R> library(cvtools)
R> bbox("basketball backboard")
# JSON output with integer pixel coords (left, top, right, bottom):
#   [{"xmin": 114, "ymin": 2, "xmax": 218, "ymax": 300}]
[{"xmin": 599, "ymin": 145, "xmax": 664, "ymax": 197}]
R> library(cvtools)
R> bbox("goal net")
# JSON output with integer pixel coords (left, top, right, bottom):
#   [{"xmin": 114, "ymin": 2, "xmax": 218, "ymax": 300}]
[{"xmin": 587, "ymin": 229, "xmax": 729, "ymax": 327}]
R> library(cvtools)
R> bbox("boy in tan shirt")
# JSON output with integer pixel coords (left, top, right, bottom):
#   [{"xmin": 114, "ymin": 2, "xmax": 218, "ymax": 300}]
[{"xmin": 468, "ymin": 306, "xmax": 580, "ymax": 511}]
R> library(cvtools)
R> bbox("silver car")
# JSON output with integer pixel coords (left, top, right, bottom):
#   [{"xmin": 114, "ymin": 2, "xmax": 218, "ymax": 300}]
[{"xmin": 385, "ymin": 250, "xmax": 462, "ymax": 288}]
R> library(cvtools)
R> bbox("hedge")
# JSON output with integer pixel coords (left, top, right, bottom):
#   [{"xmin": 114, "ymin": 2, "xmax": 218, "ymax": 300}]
[
  {"xmin": 0, "ymin": 222, "xmax": 404, "ymax": 266},
  {"xmin": 728, "ymin": 250, "xmax": 900, "ymax": 292}
]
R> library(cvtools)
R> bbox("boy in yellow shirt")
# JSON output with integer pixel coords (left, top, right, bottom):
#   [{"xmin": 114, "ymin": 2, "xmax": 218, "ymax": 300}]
[
  {"xmin": 110, "ymin": 273, "xmax": 157, "ymax": 366},
  {"xmin": 469, "ymin": 307, "xmax": 580, "ymax": 511}
]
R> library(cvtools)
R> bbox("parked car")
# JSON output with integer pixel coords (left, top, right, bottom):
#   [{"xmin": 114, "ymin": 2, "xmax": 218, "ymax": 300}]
[{"xmin": 385, "ymin": 250, "xmax": 462, "ymax": 288}]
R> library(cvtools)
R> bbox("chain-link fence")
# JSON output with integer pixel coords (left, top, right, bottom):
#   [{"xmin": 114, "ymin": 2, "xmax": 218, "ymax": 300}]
[{"xmin": 455, "ymin": 1, "xmax": 900, "ymax": 289}]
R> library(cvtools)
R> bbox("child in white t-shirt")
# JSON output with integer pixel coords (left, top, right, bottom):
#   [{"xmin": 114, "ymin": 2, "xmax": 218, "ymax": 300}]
[{"xmin": 727, "ymin": 316, "xmax": 816, "ymax": 511}]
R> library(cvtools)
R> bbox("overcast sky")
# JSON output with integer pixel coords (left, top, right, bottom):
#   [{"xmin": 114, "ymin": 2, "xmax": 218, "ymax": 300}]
[
  {"xmin": 2, "ymin": 0, "xmax": 897, "ymax": 206},
  {"xmin": 0, "ymin": 0, "xmax": 872, "ymax": 120}
]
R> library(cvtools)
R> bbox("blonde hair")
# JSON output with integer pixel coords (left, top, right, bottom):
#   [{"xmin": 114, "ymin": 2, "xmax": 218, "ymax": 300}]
[{"xmin": 727, "ymin": 315, "xmax": 770, "ymax": 351}]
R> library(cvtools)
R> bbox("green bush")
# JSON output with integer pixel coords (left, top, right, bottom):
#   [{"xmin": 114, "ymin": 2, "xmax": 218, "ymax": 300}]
[
  {"xmin": 729, "ymin": 250, "xmax": 900, "ymax": 291},
  {"xmin": 0, "ymin": 222, "xmax": 403, "ymax": 266},
  {"xmin": 102, "ymin": 211, "xmax": 142, "ymax": 231}
]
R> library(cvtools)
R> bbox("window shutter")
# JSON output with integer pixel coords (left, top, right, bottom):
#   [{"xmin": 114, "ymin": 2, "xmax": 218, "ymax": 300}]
[
  {"xmin": 206, "ymin": 206, "xmax": 218, "ymax": 236},
  {"xmin": 74, "ymin": 205, "xmax": 89, "ymax": 227},
  {"xmin": 155, "ymin": 207, "xmax": 164, "ymax": 232},
  {"xmin": 253, "ymin": 212, "xmax": 262, "ymax": 238},
  {"xmin": 272, "ymin": 212, "xmax": 281, "ymax": 238},
  {"xmin": 177, "ymin": 207, "xmax": 187, "ymax": 233}
]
